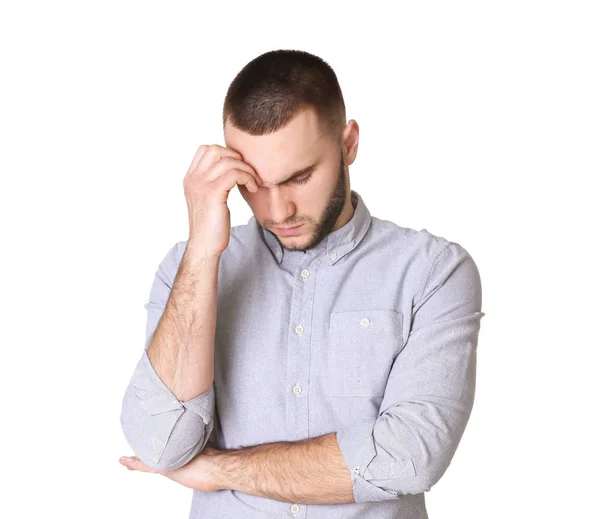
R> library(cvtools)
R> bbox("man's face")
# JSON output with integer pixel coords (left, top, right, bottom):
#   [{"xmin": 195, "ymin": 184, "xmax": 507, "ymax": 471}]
[{"xmin": 224, "ymin": 107, "xmax": 355, "ymax": 253}]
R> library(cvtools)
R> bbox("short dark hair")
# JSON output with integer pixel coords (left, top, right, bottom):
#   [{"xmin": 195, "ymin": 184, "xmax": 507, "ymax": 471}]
[{"xmin": 222, "ymin": 49, "xmax": 347, "ymax": 145}]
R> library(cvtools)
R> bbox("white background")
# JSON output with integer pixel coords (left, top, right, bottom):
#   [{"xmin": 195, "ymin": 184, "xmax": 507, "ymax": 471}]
[{"xmin": 1, "ymin": 1, "xmax": 598, "ymax": 517}]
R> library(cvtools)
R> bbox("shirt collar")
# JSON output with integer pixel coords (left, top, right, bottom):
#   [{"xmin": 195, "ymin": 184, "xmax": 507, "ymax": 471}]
[{"xmin": 253, "ymin": 189, "xmax": 372, "ymax": 266}]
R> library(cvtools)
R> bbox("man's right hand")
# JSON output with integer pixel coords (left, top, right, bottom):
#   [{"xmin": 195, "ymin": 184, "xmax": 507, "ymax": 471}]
[{"xmin": 183, "ymin": 144, "xmax": 263, "ymax": 257}]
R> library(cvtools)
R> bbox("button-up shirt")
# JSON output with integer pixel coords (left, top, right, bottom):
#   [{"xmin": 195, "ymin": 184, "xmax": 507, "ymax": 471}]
[{"xmin": 120, "ymin": 189, "xmax": 485, "ymax": 519}]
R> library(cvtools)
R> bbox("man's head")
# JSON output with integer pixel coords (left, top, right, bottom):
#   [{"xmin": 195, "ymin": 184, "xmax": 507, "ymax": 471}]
[{"xmin": 222, "ymin": 49, "xmax": 359, "ymax": 253}]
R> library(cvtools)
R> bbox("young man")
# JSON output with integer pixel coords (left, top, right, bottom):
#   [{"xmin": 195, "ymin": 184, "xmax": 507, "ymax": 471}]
[{"xmin": 119, "ymin": 49, "xmax": 485, "ymax": 519}]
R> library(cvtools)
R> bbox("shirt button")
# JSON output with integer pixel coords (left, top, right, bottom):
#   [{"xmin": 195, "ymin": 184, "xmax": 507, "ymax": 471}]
[
  {"xmin": 295, "ymin": 325, "xmax": 304, "ymax": 335},
  {"xmin": 329, "ymin": 251, "xmax": 337, "ymax": 260},
  {"xmin": 290, "ymin": 503, "xmax": 300, "ymax": 514},
  {"xmin": 360, "ymin": 317, "xmax": 371, "ymax": 327},
  {"xmin": 293, "ymin": 384, "xmax": 302, "ymax": 394},
  {"xmin": 300, "ymin": 268, "xmax": 310, "ymax": 279}
]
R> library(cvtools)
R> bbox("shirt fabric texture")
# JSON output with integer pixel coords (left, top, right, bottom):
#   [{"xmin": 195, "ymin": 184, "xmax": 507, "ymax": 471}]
[{"xmin": 120, "ymin": 189, "xmax": 485, "ymax": 519}]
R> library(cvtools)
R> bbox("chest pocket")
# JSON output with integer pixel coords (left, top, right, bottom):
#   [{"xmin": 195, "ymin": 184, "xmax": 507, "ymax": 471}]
[{"xmin": 327, "ymin": 309, "xmax": 404, "ymax": 397}]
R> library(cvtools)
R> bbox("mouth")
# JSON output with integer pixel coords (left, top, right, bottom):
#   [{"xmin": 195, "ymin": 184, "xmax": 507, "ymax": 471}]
[{"xmin": 274, "ymin": 224, "xmax": 303, "ymax": 236}]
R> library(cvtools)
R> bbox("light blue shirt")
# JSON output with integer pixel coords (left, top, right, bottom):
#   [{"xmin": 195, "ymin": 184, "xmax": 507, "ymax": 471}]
[{"xmin": 120, "ymin": 189, "xmax": 485, "ymax": 518}]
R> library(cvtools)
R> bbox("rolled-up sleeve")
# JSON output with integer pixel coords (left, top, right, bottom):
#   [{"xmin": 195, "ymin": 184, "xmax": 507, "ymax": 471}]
[
  {"xmin": 119, "ymin": 241, "xmax": 216, "ymax": 471},
  {"xmin": 336, "ymin": 241, "xmax": 485, "ymax": 503}
]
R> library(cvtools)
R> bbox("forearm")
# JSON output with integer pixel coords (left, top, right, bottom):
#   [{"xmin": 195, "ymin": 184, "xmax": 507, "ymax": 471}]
[
  {"xmin": 146, "ymin": 239, "xmax": 220, "ymax": 401},
  {"xmin": 213, "ymin": 432, "xmax": 354, "ymax": 505}
]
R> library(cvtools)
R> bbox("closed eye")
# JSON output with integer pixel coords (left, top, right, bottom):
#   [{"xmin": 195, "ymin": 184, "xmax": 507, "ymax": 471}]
[{"xmin": 292, "ymin": 173, "xmax": 313, "ymax": 185}]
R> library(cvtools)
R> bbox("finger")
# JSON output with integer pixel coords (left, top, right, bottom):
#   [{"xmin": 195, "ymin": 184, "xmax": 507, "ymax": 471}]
[
  {"xmin": 186, "ymin": 144, "xmax": 242, "ymax": 182},
  {"xmin": 194, "ymin": 144, "xmax": 243, "ymax": 175},
  {"xmin": 207, "ymin": 157, "xmax": 263, "ymax": 188},
  {"xmin": 119, "ymin": 456, "xmax": 164, "ymax": 474},
  {"xmin": 186, "ymin": 145, "xmax": 208, "ymax": 176},
  {"xmin": 220, "ymin": 169, "xmax": 260, "ymax": 195}
]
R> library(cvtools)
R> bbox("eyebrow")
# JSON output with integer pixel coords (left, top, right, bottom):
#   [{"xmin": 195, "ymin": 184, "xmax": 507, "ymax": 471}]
[{"xmin": 265, "ymin": 161, "xmax": 320, "ymax": 187}]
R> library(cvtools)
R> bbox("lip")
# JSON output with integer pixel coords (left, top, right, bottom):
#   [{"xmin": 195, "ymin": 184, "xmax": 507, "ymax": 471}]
[{"xmin": 274, "ymin": 224, "xmax": 303, "ymax": 236}]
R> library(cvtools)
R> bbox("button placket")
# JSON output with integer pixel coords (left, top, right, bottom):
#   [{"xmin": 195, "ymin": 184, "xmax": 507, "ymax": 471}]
[{"xmin": 286, "ymin": 255, "xmax": 320, "ymax": 444}]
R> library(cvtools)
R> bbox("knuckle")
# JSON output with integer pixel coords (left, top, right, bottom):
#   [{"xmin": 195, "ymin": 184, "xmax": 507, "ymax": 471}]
[{"xmin": 221, "ymin": 157, "xmax": 240, "ymax": 169}]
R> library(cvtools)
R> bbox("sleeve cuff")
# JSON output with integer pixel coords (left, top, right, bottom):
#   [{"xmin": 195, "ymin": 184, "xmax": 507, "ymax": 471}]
[
  {"xmin": 130, "ymin": 350, "xmax": 215, "ymax": 424},
  {"xmin": 336, "ymin": 418, "xmax": 398, "ymax": 502},
  {"xmin": 336, "ymin": 417, "xmax": 416, "ymax": 502},
  {"xmin": 336, "ymin": 417, "xmax": 378, "ymax": 477},
  {"xmin": 181, "ymin": 384, "xmax": 215, "ymax": 425}
]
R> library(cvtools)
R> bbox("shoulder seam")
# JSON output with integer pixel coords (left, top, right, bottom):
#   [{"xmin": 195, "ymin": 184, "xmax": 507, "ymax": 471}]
[{"xmin": 416, "ymin": 240, "xmax": 451, "ymax": 304}]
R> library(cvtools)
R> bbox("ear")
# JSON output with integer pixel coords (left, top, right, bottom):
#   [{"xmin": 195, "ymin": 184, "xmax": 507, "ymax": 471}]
[{"xmin": 341, "ymin": 119, "xmax": 359, "ymax": 166}]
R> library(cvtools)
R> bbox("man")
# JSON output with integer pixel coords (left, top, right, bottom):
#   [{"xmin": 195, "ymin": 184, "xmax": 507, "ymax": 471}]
[{"xmin": 119, "ymin": 49, "xmax": 485, "ymax": 519}]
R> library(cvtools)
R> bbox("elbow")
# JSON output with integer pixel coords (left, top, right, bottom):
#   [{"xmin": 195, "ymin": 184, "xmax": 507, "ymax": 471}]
[
  {"xmin": 422, "ymin": 452, "xmax": 457, "ymax": 492},
  {"xmin": 408, "ymin": 444, "xmax": 458, "ymax": 494},
  {"xmin": 119, "ymin": 408, "xmax": 215, "ymax": 472},
  {"xmin": 411, "ymin": 469, "xmax": 443, "ymax": 495},
  {"xmin": 119, "ymin": 383, "xmax": 216, "ymax": 472},
  {"xmin": 151, "ymin": 419, "xmax": 216, "ymax": 471}
]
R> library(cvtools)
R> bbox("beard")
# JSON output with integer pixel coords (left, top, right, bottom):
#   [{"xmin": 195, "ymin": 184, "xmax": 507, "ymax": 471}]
[{"xmin": 279, "ymin": 147, "xmax": 349, "ymax": 253}]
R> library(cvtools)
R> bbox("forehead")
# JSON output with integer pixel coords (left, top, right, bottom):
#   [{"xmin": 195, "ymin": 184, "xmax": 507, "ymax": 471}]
[{"xmin": 224, "ymin": 107, "xmax": 326, "ymax": 182}]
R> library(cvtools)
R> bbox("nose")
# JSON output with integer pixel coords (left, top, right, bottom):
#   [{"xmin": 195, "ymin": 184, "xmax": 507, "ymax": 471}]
[{"xmin": 268, "ymin": 188, "xmax": 296, "ymax": 226}]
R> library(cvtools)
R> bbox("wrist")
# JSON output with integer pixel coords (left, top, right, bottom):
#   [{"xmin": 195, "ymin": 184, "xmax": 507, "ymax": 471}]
[
  {"xmin": 185, "ymin": 240, "xmax": 222, "ymax": 263},
  {"xmin": 210, "ymin": 449, "xmax": 237, "ymax": 491}
]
